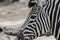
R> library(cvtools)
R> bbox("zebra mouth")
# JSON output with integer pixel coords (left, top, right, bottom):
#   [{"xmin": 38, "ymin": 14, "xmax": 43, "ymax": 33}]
[{"xmin": 0, "ymin": 28, "xmax": 3, "ymax": 32}]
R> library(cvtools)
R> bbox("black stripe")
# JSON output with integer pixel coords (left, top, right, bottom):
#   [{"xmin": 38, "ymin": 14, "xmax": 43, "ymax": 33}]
[
  {"xmin": 29, "ymin": 21, "xmax": 35, "ymax": 23},
  {"xmin": 46, "ymin": 0, "xmax": 50, "ymax": 13},
  {"xmin": 41, "ymin": 13, "xmax": 46, "ymax": 33},
  {"xmin": 33, "ymin": 23, "xmax": 38, "ymax": 37},
  {"xmin": 52, "ymin": 0, "xmax": 59, "ymax": 34},
  {"xmin": 47, "ymin": 0, "xmax": 51, "ymax": 15},
  {"xmin": 24, "ymin": 32, "xmax": 34, "ymax": 34},
  {"xmin": 55, "ymin": 21, "xmax": 60, "ymax": 38},
  {"xmin": 58, "ymin": 34, "xmax": 60, "ymax": 40},
  {"xmin": 39, "ymin": 13, "xmax": 45, "ymax": 34},
  {"xmin": 50, "ymin": 0, "xmax": 55, "ymax": 27},
  {"xmin": 30, "ymin": 15, "xmax": 36, "ymax": 19},
  {"xmin": 43, "ymin": 14, "xmax": 48, "ymax": 30},
  {"xmin": 35, "ymin": 19, "xmax": 41, "ymax": 36},
  {"xmin": 24, "ymin": 27, "xmax": 34, "ymax": 32},
  {"xmin": 38, "ymin": 17, "xmax": 42, "ymax": 35},
  {"xmin": 45, "ymin": 0, "xmax": 49, "ymax": 11},
  {"xmin": 28, "ymin": 24, "xmax": 35, "ymax": 30},
  {"xmin": 50, "ymin": 0, "xmax": 55, "ymax": 34},
  {"xmin": 55, "ymin": 5, "xmax": 60, "ymax": 38}
]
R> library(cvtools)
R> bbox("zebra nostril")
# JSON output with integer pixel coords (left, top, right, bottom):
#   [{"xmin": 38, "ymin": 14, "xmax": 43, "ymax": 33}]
[{"xmin": 0, "ymin": 28, "xmax": 3, "ymax": 32}]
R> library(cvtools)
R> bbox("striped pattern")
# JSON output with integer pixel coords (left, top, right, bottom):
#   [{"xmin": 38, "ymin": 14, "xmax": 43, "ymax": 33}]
[
  {"xmin": 23, "ymin": 6, "xmax": 51, "ymax": 40},
  {"xmin": 17, "ymin": 0, "xmax": 60, "ymax": 40},
  {"xmin": 43, "ymin": 0, "xmax": 60, "ymax": 40}
]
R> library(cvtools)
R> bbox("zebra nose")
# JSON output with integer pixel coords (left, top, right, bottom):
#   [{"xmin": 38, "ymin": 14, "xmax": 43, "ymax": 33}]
[{"xmin": 0, "ymin": 28, "xmax": 3, "ymax": 32}]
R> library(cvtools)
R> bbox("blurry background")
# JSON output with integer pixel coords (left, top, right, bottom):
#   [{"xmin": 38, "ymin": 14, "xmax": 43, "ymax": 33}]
[
  {"xmin": 0, "ymin": 0, "xmax": 30, "ymax": 26},
  {"xmin": 0, "ymin": 0, "xmax": 56, "ymax": 40}
]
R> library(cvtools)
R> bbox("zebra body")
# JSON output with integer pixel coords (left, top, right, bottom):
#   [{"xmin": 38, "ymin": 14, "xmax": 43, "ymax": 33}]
[{"xmin": 17, "ymin": 0, "xmax": 60, "ymax": 40}]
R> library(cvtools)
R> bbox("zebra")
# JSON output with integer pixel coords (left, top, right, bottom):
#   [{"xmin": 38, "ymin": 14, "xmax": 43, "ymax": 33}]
[{"xmin": 17, "ymin": 0, "xmax": 60, "ymax": 40}]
